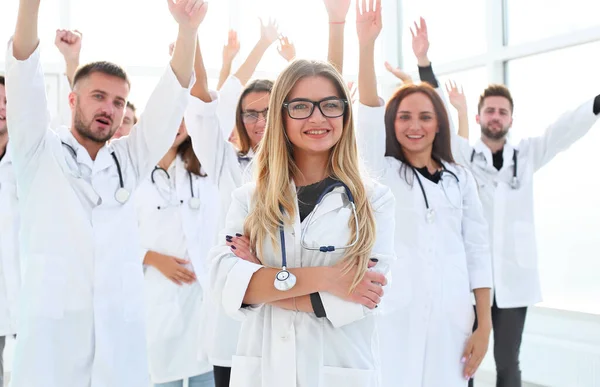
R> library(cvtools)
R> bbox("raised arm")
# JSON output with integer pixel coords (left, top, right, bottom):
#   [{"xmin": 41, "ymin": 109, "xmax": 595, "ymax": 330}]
[
  {"xmin": 384, "ymin": 61, "xmax": 413, "ymax": 85},
  {"xmin": 55, "ymin": 29, "xmax": 82, "ymax": 88},
  {"xmin": 190, "ymin": 35, "xmax": 211, "ymax": 103},
  {"xmin": 217, "ymin": 30, "xmax": 240, "ymax": 91},
  {"xmin": 12, "ymin": 0, "xmax": 41, "ymax": 60},
  {"xmin": 323, "ymin": 0, "xmax": 351, "ymax": 73},
  {"xmin": 234, "ymin": 18, "xmax": 279, "ymax": 85},
  {"xmin": 277, "ymin": 36, "xmax": 296, "ymax": 63},
  {"xmin": 168, "ymin": 0, "xmax": 205, "ymax": 88},
  {"xmin": 357, "ymin": 0, "xmax": 382, "ymax": 107},
  {"xmin": 446, "ymin": 80, "xmax": 470, "ymax": 139}
]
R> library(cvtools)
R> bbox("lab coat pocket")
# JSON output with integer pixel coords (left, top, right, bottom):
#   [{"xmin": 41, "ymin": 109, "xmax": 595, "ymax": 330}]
[
  {"xmin": 321, "ymin": 366, "xmax": 377, "ymax": 387},
  {"xmin": 37, "ymin": 255, "xmax": 66, "ymax": 319},
  {"xmin": 512, "ymin": 221, "xmax": 538, "ymax": 268},
  {"xmin": 229, "ymin": 355, "xmax": 262, "ymax": 387}
]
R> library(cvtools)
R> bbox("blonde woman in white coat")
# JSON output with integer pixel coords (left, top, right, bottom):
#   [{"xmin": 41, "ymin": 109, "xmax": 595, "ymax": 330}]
[
  {"xmin": 136, "ymin": 119, "xmax": 218, "ymax": 387},
  {"xmin": 209, "ymin": 54, "xmax": 395, "ymax": 387},
  {"xmin": 354, "ymin": 2, "xmax": 493, "ymax": 386}
]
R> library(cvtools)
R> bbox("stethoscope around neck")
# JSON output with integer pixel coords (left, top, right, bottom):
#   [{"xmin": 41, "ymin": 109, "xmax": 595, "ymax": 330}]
[
  {"xmin": 410, "ymin": 164, "xmax": 463, "ymax": 224},
  {"xmin": 274, "ymin": 181, "xmax": 359, "ymax": 292},
  {"xmin": 470, "ymin": 148, "xmax": 519, "ymax": 189},
  {"xmin": 62, "ymin": 142, "xmax": 130, "ymax": 204},
  {"xmin": 150, "ymin": 166, "xmax": 201, "ymax": 210}
]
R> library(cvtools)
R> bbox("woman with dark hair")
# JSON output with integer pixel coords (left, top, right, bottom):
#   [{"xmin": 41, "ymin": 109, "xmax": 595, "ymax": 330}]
[
  {"xmin": 135, "ymin": 119, "xmax": 219, "ymax": 387},
  {"xmin": 354, "ymin": 3, "xmax": 493, "ymax": 387}
]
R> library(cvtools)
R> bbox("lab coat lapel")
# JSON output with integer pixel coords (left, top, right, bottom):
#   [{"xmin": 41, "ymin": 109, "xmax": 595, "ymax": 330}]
[
  {"xmin": 473, "ymin": 140, "xmax": 494, "ymax": 169},
  {"xmin": 306, "ymin": 186, "xmax": 346, "ymax": 225}
]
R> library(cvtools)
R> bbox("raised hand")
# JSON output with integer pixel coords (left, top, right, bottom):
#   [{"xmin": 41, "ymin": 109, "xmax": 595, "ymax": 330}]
[
  {"xmin": 277, "ymin": 36, "xmax": 296, "ymax": 62},
  {"xmin": 168, "ymin": 0, "xmax": 208, "ymax": 31},
  {"xmin": 259, "ymin": 17, "xmax": 280, "ymax": 46},
  {"xmin": 411, "ymin": 17, "xmax": 430, "ymax": 66},
  {"xmin": 55, "ymin": 29, "xmax": 82, "ymax": 62},
  {"xmin": 323, "ymin": 0, "xmax": 352, "ymax": 23},
  {"xmin": 347, "ymin": 80, "xmax": 358, "ymax": 105},
  {"xmin": 446, "ymin": 80, "xmax": 467, "ymax": 112},
  {"xmin": 356, "ymin": 0, "xmax": 382, "ymax": 45},
  {"xmin": 223, "ymin": 29, "xmax": 241, "ymax": 63},
  {"xmin": 384, "ymin": 61, "xmax": 413, "ymax": 84}
]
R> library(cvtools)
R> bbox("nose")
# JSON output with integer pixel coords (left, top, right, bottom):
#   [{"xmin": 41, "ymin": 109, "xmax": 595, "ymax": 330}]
[{"xmin": 308, "ymin": 105, "xmax": 326, "ymax": 123}]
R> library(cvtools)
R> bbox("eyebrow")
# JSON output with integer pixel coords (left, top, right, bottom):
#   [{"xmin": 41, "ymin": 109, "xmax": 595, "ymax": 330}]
[
  {"xmin": 287, "ymin": 96, "xmax": 340, "ymax": 103},
  {"xmin": 90, "ymin": 89, "xmax": 126, "ymax": 103},
  {"xmin": 398, "ymin": 110, "xmax": 434, "ymax": 114}
]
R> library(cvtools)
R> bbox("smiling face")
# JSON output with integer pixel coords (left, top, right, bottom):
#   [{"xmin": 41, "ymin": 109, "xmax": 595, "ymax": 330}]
[
  {"xmin": 394, "ymin": 92, "xmax": 438, "ymax": 157},
  {"xmin": 241, "ymin": 91, "xmax": 270, "ymax": 148},
  {"xmin": 70, "ymin": 72, "xmax": 129, "ymax": 144},
  {"xmin": 283, "ymin": 76, "xmax": 345, "ymax": 157}
]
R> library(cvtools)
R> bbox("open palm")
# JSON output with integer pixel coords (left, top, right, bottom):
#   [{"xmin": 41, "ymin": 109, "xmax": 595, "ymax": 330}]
[
  {"xmin": 356, "ymin": 0, "xmax": 382, "ymax": 44},
  {"xmin": 323, "ymin": 0, "xmax": 352, "ymax": 22},
  {"xmin": 411, "ymin": 17, "xmax": 429, "ymax": 59}
]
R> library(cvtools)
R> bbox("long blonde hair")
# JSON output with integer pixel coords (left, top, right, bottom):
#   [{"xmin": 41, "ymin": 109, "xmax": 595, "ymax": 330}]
[{"xmin": 243, "ymin": 59, "xmax": 376, "ymax": 290}]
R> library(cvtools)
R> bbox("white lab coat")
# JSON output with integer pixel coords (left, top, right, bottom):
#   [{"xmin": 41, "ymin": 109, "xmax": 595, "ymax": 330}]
[
  {"xmin": 184, "ymin": 76, "xmax": 252, "ymax": 367},
  {"xmin": 450, "ymin": 98, "xmax": 599, "ymax": 308},
  {"xmin": 356, "ymin": 103, "xmax": 492, "ymax": 387},
  {"xmin": 209, "ymin": 180, "xmax": 396, "ymax": 387},
  {"xmin": 0, "ymin": 147, "xmax": 21, "ymax": 337},
  {"xmin": 135, "ymin": 156, "xmax": 218, "ymax": 383},
  {"xmin": 5, "ymin": 42, "xmax": 192, "ymax": 387}
]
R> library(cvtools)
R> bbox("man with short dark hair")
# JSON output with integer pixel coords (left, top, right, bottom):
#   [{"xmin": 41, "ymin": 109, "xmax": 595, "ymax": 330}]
[
  {"xmin": 0, "ymin": 74, "xmax": 21, "ymax": 387},
  {"xmin": 454, "ymin": 84, "xmax": 600, "ymax": 387},
  {"xmin": 5, "ymin": 0, "xmax": 207, "ymax": 385}
]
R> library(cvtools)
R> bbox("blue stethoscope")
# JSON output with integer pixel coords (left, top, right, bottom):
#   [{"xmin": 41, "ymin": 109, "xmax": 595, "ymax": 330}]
[
  {"xmin": 62, "ymin": 142, "xmax": 130, "ymax": 204},
  {"xmin": 410, "ymin": 165, "xmax": 463, "ymax": 224},
  {"xmin": 274, "ymin": 181, "xmax": 359, "ymax": 291},
  {"xmin": 151, "ymin": 166, "xmax": 201, "ymax": 210},
  {"xmin": 470, "ymin": 149, "xmax": 519, "ymax": 189}
]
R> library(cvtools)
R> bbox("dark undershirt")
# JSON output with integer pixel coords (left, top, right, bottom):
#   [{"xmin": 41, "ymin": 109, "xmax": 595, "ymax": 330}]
[
  {"xmin": 492, "ymin": 150, "xmax": 504, "ymax": 171},
  {"xmin": 296, "ymin": 176, "xmax": 339, "ymax": 318},
  {"xmin": 0, "ymin": 148, "xmax": 5, "ymax": 163},
  {"xmin": 415, "ymin": 166, "xmax": 441, "ymax": 184}
]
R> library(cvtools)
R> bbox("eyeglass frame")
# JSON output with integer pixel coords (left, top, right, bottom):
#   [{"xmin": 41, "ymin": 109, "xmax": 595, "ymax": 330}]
[
  {"xmin": 282, "ymin": 97, "xmax": 348, "ymax": 120},
  {"xmin": 241, "ymin": 108, "xmax": 269, "ymax": 124}
]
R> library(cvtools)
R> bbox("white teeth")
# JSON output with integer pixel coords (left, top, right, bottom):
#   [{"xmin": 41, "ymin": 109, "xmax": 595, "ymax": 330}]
[
  {"xmin": 306, "ymin": 129, "xmax": 328, "ymax": 135},
  {"xmin": 407, "ymin": 135, "xmax": 423, "ymax": 139}
]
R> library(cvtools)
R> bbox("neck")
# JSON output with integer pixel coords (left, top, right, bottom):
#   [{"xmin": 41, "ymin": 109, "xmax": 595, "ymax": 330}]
[
  {"xmin": 157, "ymin": 147, "xmax": 178, "ymax": 170},
  {"xmin": 293, "ymin": 150, "xmax": 329, "ymax": 187},
  {"xmin": 405, "ymin": 149, "xmax": 438, "ymax": 172},
  {"xmin": 71, "ymin": 129, "xmax": 105, "ymax": 161},
  {"xmin": 481, "ymin": 136, "xmax": 506, "ymax": 153},
  {"xmin": 0, "ymin": 131, "xmax": 7, "ymax": 157}
]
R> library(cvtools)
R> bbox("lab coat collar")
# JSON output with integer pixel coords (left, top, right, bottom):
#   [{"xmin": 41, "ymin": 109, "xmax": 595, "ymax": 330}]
[
  {"xmin": 57, "ymin": 126, "xmax": 114, "ymax": 173},
  {"xmin": 473, "ymin": 139, "xmax": 518, "ymax": 170},
  {"xmin": 301, "ymin": 183, "xmax": 347, "ymax": 225}
]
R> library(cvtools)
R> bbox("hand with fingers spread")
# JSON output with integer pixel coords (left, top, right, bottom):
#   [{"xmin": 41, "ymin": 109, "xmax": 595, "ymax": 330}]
[
  {"xmin": 411, "ymin": 16, "xmax": 430, "ymax": 66},
  {"xmin": 226, "ymin": 234, "xmax": 262, "ymax": 265},
  {"xmin": 168, "ymin": 0, "xmax": 208, "ymax": 31},
  {"xmin": 446, "ymin": 80, "xmax": 467, "ymax": 112},
  {"xmin": 461, "ymin": 325, "xmax": 491, "ymax": 380},
  {"xmin": 55, "ymin": 29, "xmax": 82, "ymax": 63},
  {"xmin": 259, "ymin": 17, "xmax": 280, "ymax": 46},
  {"xmin": 323, "ymin": 0, "xmax": 352, "ymax": 23},
  {"xmin": 356, "ymin": 0, "xmax": 383, "ymax": 45},
  {"xmin": 277, "ymin": 36, "xmax": 296, "ymax": 62},
  {"xmin": 325, "ymin": 259, "xmax": 387, "ymax": 309},
  {"xmin": 384, "ymin": 61, "xmax": 413, "ymax": 84},
  {"xmin": 223, "ymin": 29, "xmax": 241, "ymax": 63},
  {"xmin": 144, "ymin": 251, "xmax": 197, "ymax": 286}
]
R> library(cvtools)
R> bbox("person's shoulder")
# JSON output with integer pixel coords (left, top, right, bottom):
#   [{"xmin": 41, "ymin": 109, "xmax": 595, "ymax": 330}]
[
  {"xmin": 232, "ymin": 181, "xmax": 257, "ymax": 202},
  {"xmin": 364, "ymin": 178, "xmax": 395, "ymax": 210}
]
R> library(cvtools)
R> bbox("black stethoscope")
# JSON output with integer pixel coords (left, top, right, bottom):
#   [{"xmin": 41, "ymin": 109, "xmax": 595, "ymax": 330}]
[
  {"xmin": 62, "ymin": 142, "xmax": 130, "ymax": 204},
  {"xmin": 274, "ymin": 181, "xmax": 359, "ymax": 291},
  {"xmin": 410, "ymin": 165, "xmax": 463, "ymax": 224},
  {"xmin": 150, "ymin": 166, "xmax": 201, "ymax": 210},
  {"xmin": 470, "ymin": 149, "xmax": 519, "ymax": 189}
]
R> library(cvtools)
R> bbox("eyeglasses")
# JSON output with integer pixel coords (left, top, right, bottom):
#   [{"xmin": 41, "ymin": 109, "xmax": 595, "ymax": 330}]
[
  {"xmin": 283, "ymin": 97, "xmax": 347, "ymax": 120},
  {"xmin": 242, "ymin": 109, "xmax": 268, "ymax": 124}
]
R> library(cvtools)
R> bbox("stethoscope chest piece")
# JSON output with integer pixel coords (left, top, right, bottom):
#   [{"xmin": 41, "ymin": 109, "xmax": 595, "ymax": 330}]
[
  {"xmin": 189, "ymin": 197, "xmax": 201, "ymax": 210},
  {"xmin": 274, "ymin": 267, "xmax": 297, "ymax": 291},
  {"xmin": 426, "ymin": 208, "xmax": 435, "ymax": 224},
  {"xmin": 115, "ymin": 187, "xmax": 130, "ymax": 204},
  {"xmin": 510, "ymin": 176, "xmax": 520, "ymax": 190}
]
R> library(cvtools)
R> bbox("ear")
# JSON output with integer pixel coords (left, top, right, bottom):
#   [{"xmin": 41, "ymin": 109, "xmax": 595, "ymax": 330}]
[
  {"xmin": 68, "ymin": 91, "xmax": 77, "ymax": 111},
  {"xmin": 475, "ymin": 114, "xmax": 481, "ymax": 125}
]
